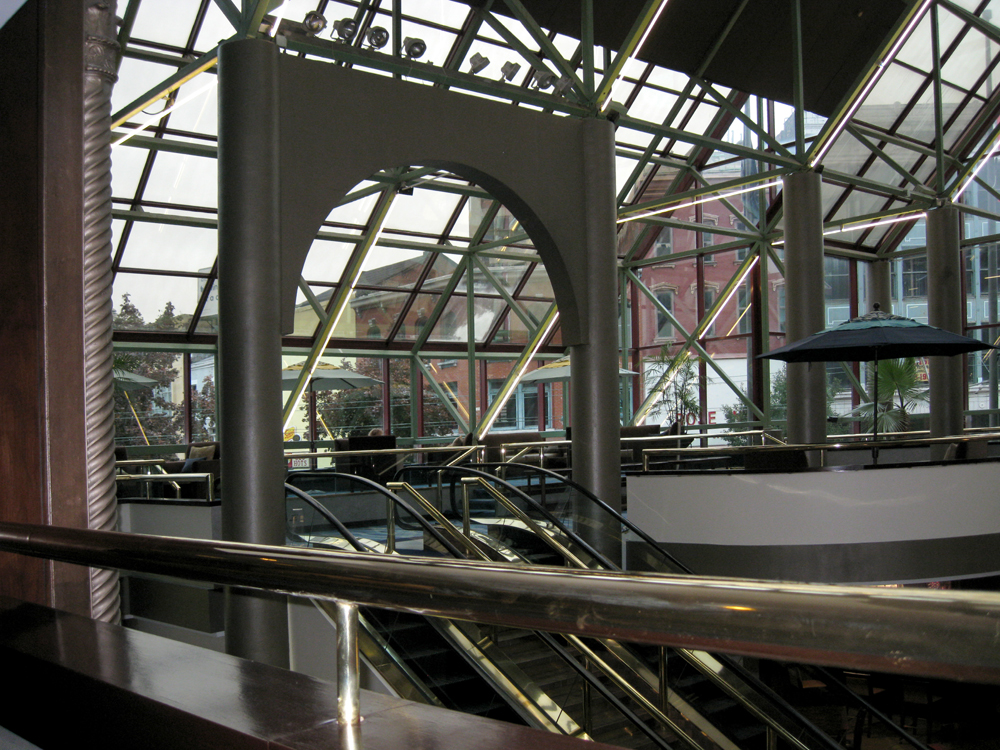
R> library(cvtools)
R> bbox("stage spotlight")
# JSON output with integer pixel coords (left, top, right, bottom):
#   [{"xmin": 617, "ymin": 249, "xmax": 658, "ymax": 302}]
[
  {"xmin": 402, "ymin": 37, "xmax": 426, "ymax": 59},
  {"xmin": 364, "ymin": 26, "xmax": 389, "ymax": 49},
  {"xmin": 469, "ymin": 52, "xmax": 490, "ymax": 74},
  {"xmin": 303, "ymin": 11, "xmax": 327, "ymax": 35},
  {"xmin": 333, "ymin": 18, "xmax": 358, "ymax": 41},
  {"xmin": 532, "ymin": 70, "xmax": 556, "ymax": 89},
  {"xmin": 499, "ymin": 61, "xmax": 521, "ymax": 82}
]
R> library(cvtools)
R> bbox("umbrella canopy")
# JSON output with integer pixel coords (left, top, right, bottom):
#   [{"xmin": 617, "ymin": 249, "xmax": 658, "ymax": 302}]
[
  {"xmin": 758, "ymin": 305, "xmax": 996, "ymax": 447},
  {"xmin": 758, "ymin": 306, "xmax": 994, "ymax": 363},
  {"xmin": 282, "ymin": 360, "xmax": 382, "ymax": 391},
  {"xmin": 113, "ymin": 370, "xmax": 158, "ymax": 392},
  {"xmin": 521, "ymin": 355, "xmax": 638, "ymax": 383}
]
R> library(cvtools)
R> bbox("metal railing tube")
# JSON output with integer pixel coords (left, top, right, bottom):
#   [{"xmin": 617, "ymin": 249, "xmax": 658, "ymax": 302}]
[
  {"xmin": 3, "ymin": 521, "xmax": 1000, "ymax": 685},
  {"xmin": 335, "ymin": 601, "xmax": 361, "ymax": 726}
]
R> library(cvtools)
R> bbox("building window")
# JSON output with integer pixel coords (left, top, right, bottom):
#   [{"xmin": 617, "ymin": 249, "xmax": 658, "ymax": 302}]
[
  {"xmin": 734, "ymin": 221, "xmax": 748, "ymax": 261},
  {"xmin": 653, "ymin": 226, "xmax": 672, "ymax": 257},
  {"xmin": 824, "ymin": 256, "xmax": 850, "ymax": 301},
  {"xmin": 737, "ymin": 283, "xmax": 751, "ymax": 334},
  {"xmin": 704, "ymin": 288, "xmax": 716, "ymax": 337},
  {"xmin": 777, "ymin": 284, "xmax": 786, "ymax": 331},
  {"xmin": 487, "ymin": 380, "xmax": 549, "ymax": 430},
  {"xmin": 701, "ymin": 218, "xmax": 716, "ymax": 264},
  {"xmin": 656, "ymin": 290, "xmax": 674, "ymax": 339},
  {"xmin": 892, "ymin": 256, "xmax": 928, "ymax": 299}
]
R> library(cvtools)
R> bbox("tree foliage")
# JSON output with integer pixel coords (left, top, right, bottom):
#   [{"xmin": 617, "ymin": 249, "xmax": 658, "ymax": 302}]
[
  {"xmin": 644, "ymin": 348, "xmax": 700, "ymax": 426},
  {"xmin": 112, "ymin": 294, "xmax": 209, "ymax": 447},
  {"xmin": 315, "ymin": 357, "xmax": 456, "ymax": 439},
  {"xmin": 849, "ymin": 357, "xmax": 928, "ymax": 434}
]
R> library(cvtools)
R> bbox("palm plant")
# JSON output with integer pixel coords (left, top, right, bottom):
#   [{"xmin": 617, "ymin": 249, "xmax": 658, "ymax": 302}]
[{"xmin": 850, "ymin": 357, "xmax": 928, "ymax": 434}]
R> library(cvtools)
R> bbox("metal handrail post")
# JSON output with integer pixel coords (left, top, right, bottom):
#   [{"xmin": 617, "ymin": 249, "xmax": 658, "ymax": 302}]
[
  {"xmin": 335, "ymin": 600, "xmax": 362, "ymax": 726},
  {"xmin": 385, "ymin": 497, "xmax": 396, "ymax": 554},
  {"xmin": 460, "ymin": 478, "xmax": 472, "ymax": 538}
]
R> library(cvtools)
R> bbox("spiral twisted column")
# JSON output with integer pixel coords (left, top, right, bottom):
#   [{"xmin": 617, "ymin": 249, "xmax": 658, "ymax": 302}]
[{"xmin": 82, "ymin": 0, "xmax": 120, "ymax": 623}]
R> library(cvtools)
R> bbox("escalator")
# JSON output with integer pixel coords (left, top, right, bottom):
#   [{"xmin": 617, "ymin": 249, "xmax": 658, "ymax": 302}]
[
  {"xmin": 420, "ymin": 462, "xmax": 934, "ymax": 750},
  {"xmin": 286, "ymin": 474, "xmax": 689, "ymax": 748},
  {"xmin": 286, "ymin": 465, "xmax": 927, "ymax": 750}
]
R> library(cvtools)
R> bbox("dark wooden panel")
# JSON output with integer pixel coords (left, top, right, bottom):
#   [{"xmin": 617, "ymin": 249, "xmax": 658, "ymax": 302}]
[
  {"xmin": 0, "ymin": 597, "xmax": 623, "ymax": 750},
  {"xmin": 0, "ymin": 0, "xmax": 48, "ymax": 606},
  {"xmin": 0, "ymin": 0, "xmax": 90, "ymax": 612}
]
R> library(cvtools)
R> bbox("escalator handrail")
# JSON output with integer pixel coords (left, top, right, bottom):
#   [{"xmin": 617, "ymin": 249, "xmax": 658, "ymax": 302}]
[
  {"xmin": 466, "ymin": 464, "xmax": 845, "ymax": 750},
  {"xmin": 476, "ymin": 461, "xmax": 694, "ymax": 575},
  {"xmin": 396, "ymin": 464, "xmax": 619, "ymax": 571},
  {"xmin": 284, "ymin": 483, "xmax": 375, "ymax": 554},
  {"xmin": 285, "ymin": 471, "xmax": 470, "ymax": 561}
]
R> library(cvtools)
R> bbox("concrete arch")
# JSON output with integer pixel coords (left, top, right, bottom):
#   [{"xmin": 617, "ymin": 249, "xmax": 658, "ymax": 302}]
[
  {"xmin": 265, "ymin": 42, "xmax": 608, "ymax": 346},
  {"xmin": 215, "ymin": 40, "xmax": 621, "ymax": 661}
]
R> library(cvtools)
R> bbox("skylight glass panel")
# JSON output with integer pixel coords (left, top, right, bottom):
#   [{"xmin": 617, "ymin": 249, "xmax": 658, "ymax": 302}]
[
  {"xmin": 626, "ymin": 85, "xmax": 678, "ymax": 127},
  {"xmin": 129, "ymin": 0, "xmax": 202, "ymax": 48},
  {"xmin": 142, "ymin": 152, "xmax": 218, "ymax": 209},
  {"xmin": 118, "ymin": 222, "xmax": 218, "ymax": 274},
  {"xmin": 397, "ymin": 293, "xmax": 440, "ymax": 340},
  {"xmin": 854, "ymin": 63, "xmax": 924, "ymax": 130},
  {"xmin": 941, "ymin": 26, "xmax": 993, "ymax": 91},
  {"xmin": 897, "ymin": 84, "xmax": 955, "ymax": 145},
  {"xmin": 519, "ymin": 265, "xmax": 554, "ymax": 300},
  {"xmin": 195, "ymin": 3, "xmax": 238, "ymax": 51},
  {"xmin": 616, "ymin": 155, "xmax": 643, "ymax": 195},
  {"xmin": 384, "ymin": 188, "xmax": 462, "ymax": 236},
  {"xmin": 896, "ymin": 12, "xmax": 934, "ymax": 73},
  {"xmin": 326, "ymin": 186, "xmax": 382, "ymax": 229},
  {"xmin": 427, "ymin": 295, "xmax": 470, "ymax": 342},
  {"xmin": 861, "ymin": 144, "xmax": 921, "ymax": 189},
  {"xmin": 301, "ymin": 239, "xmax": 355, "ymax": 284},
  {"xmin": 112, "ymin": 272, "xmax": 205, "ymax": 328},
  {"xmin": 616, "ymin": 126, "xmax": 656, "ymax": 150},
  {"xmin": 290, "ymin": 284, "xmax": 325, "ymax": 337},
  {"xmin": 111, "ymin": 145, "xmax": 149, "ymax": 200},
  {"xmin": 823, "ymin": 131, "xmax": 875, "ymax": 177},
  {"xmin": 163, "ymin": 77, "xmax": 219, "ymax": 137}
]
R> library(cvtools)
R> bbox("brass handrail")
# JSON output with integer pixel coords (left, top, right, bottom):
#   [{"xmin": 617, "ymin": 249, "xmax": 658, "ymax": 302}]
[
  {"xmin": 641, "ymin": 430, "xmax": 1000, "ymax": 470},
  {"xmin": 2, "ymin": 521, "xmax": 1000, "ymax": 685}
]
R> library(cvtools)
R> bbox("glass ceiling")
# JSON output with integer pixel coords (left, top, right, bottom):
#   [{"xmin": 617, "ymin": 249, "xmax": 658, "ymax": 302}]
[{"xmin": 109, "ymin": 0, "xmax": 1000, "ymax": 357}]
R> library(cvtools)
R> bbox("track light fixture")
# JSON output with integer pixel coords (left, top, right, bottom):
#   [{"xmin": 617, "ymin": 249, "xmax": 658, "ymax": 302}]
[
  {"xmin": 333, "ymin": 18, "xmax": 358, "ymax": 42},
  {"xmin": 532, "ymin": 70, "xmax": 556, "ymax": 89},
  {"xmin": 552, "ymin": 76, "xmax": 572, "ymax": 97},
  {"xmin": 364, "ymin": 26, "xmax": 389, "ymax": 49},
  {"xmin": 469, "ymin": 52, "xmax": 490, "ymax": 75},
  {"xmin": 402, "ymin": 37, "xmax": 426, "ymax": 59},
  {"xmin": 303, "ymin": 11, "xmax": 327, "ymax": 35},
  {"xmin": 499, "ymin": 61, "xmax": 521, "ymax": 82}
]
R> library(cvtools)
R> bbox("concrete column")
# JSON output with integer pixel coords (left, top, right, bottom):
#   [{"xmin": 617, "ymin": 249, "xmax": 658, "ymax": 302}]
[
  {"xmin": 865, "ymin": 258, "xmax": 892, "ymax": 316},
  {"xmin": 570, "ymin": 118, "xmax": 621, "ymax": 565},
  {"xmin": 782, "ymin": 171, "xmax": 827, "ymax": 452},
  {"xmin": 217, "ymin": 40, "xmax": 289, "ymax": 668},
  {"xmin": 927, "ymin": 205, "xmax": 965, "ymax": 450}
]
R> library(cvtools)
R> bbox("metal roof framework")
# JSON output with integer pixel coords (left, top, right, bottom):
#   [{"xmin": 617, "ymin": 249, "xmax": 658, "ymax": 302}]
[{"xmin": 107, "ymin": 0, "xmax": 1000, "ymax": 433}]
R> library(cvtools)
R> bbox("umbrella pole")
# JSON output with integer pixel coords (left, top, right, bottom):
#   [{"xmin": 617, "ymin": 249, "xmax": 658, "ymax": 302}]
[
  {"xmin": 872, "ymin": 358, "xmax": 879, "ymax": 466},
  {"xmin": 124, "ymin": 391, "xmax": 151, "ymax": 446}
]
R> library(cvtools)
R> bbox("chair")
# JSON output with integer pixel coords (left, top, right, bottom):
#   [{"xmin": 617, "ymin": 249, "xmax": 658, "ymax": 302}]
[{"xmin": 161, "ymin": 442, "xmax": 221, "ymax": 499}]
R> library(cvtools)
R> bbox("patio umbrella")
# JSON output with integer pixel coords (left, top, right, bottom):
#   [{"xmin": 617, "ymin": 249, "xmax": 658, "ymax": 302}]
[
  {"xmin": 758, "ymin": 304, "xmax": 996, "ymax": 444},
  {"xmin": 521, "ymin": 355, "xmax": 638, "ymax": 383},
  {"xmin": 113, "ymin": 370, "xmax": 159, "ymax": 445},
  {"xmin": 282, "ymin": 360, "xmax": 382, "ymax": 391},
  {"xmin": 113, "ymin": 370, "xmax": 158, "ymax": 392}
]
